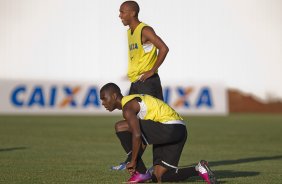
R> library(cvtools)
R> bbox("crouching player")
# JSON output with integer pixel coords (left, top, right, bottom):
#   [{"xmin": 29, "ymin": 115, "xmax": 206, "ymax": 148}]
[{"xmin": 100, "ymin": 83, "xmax": 217, "ymax": 183}]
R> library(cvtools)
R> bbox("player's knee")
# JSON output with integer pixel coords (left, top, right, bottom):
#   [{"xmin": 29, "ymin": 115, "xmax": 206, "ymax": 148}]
[
  {"xmin": 151, "ymin": 174, "xmax": 158, "ymax": 182},
  {"xmin": 152, "ymin": 171, "xmax": 163, "ymax": 182},
  {"xmin": 115, "ymin": 120, "xmax": 129, "ymax": 132},
  {"xmin": 114, "ymin": 121, "xmax": 122, "ymax": 132}
]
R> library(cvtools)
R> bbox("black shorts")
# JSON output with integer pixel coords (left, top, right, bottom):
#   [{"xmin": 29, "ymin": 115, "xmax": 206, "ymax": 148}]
[
  {"xmin": 139, "ymin": 120, "xmax": 187, "ymax": 169},
  {"xmin": 129, "ymin": 73, "xmax": 164, "ymax": 100}
]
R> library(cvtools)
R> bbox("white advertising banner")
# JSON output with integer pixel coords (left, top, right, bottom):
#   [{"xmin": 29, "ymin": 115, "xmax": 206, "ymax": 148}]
[
  {"xmin": 163, "ymin": 81, "xmax": 228, "ymax": 115},
  {"xmin": 0, "ymin": 79, "xmax": 228, "ymax": 115}
]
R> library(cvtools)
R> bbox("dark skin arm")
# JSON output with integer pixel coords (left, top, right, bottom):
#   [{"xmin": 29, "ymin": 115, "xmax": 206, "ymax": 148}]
[
  {"xmin": 123, "ymin": 99, "xmax": 142, "ymax": 175},
  {"xmin": 139, "ymin": 26, "xmax": 169, "ymax": 82}
]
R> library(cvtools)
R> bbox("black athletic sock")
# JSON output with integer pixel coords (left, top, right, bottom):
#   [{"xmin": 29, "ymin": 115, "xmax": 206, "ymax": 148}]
[
  {"xmin": 151, "ymin": 167, "xmax": 198, "ymax": 182},
  {"xmin": 116, "ymin": 131, "xmax": 147, "ymax": 173},
  {"xmin": 116, "ymin": 131, "xmax": 132, "ymax": 154},
  {"xmin": 124, "ymin": 144, "xmax": 145, "ymax": 163}
]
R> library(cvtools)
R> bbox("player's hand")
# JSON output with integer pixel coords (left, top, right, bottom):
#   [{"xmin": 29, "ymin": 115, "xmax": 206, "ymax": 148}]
[
  {"xmin": 126, "ymin": 161, "xmax": 136, "ymax": 175},
  {"xmin": 139, "ymin": 70, "xmax": 154, "ymax": 82}
]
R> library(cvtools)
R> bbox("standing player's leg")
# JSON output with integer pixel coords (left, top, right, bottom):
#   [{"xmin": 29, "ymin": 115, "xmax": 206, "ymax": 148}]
[{"xmin": 136, "ymin": 73, "xmax": 164, "ymax": 100}]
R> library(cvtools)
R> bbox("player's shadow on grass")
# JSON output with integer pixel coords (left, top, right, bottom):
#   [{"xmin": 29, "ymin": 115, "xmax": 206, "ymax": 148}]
[
  {"xmin": 208, "ymin": 155, "xmax": 282, "ymax": 167},
  {"xmin": 0, "ymin": 147, "xmax": 27, "ymax": 152},
  {"xmin": 186, "ymin": 170, "xmax": 259, "ymax": 183},
  {"xmin": 189, "ymin": 155, "xmax": 282, "ymax": 183}
]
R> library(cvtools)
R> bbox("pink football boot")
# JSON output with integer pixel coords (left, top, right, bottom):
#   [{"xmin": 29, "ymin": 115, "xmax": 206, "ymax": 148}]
[
  {"xmin": 127, "ymin": 171, "xmax": 151, "ymax": 183},
  {"xmin": 197, "ymin": 160, "xmax": 217, "ymax": 184}
]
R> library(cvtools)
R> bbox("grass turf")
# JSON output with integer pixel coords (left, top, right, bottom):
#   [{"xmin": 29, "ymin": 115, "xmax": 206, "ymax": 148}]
[{"xmin": 0, "ymin": 114, "xmax": 282, "ymax": 183}]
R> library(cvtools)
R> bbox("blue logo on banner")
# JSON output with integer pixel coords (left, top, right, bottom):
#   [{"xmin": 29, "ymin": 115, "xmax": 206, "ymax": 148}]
[
  {"xmin": 164, "ymin": 86, "xmax": 213, "ymax": 108},
  {"xmin": 11, "ymin": 85, "xmax": 100, "ymax": 108}
]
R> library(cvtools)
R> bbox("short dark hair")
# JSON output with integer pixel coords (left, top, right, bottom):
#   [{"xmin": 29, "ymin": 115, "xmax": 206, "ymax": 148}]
[
  {"xmin": 100, "ymin": 83, "xmax": 121, "ymax": 94},
  {"xmin": 122, "ymin": 1, "xmax": 140, "ymax": 17}
]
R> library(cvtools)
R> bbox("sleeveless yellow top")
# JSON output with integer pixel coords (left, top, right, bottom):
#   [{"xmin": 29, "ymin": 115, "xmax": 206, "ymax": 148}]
[
  {"xmin": 121, "ymin": 94, "xmax": 184, "ymax": 124},
  {"xmin": 127, "ymin": 22, "xmax": 158, "ymax": 82}
]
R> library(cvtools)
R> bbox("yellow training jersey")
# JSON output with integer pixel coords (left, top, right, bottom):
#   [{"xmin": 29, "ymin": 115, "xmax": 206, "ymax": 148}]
[
  {"xmin": 121, "ymin": 94, "xmax": 184, "ymax": 124},
  {"xmin": 127, "ymin": 22, "xmax": 158, "ymax": 82}
]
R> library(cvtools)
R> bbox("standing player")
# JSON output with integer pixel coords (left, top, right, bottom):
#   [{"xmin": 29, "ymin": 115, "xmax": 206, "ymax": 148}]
[
  {"xmin": 120, "ymin": 0, "xmax": 168, "ymax": 100},
  {"xmin": 112, "ymin": 0, "xmax": 169, "ymax": 172},
  {"xmin": 100, "ymin": 83, "xmax": 217, "ymax": 183}
]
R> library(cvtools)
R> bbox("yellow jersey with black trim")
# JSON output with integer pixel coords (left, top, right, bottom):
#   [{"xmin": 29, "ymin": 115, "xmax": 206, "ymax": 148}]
[
  {"xmin": 121, "ymin": 94, "xmax": 184, "ymax": 124},
  {"xmin": 127, "ymin": 22, "xmax": 158, "ymax": 82}
]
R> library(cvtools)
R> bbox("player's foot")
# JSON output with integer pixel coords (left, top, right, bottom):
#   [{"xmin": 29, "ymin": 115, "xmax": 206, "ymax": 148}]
[
  {"xmin": 110, "ymin": 162, "xmax": 127, "ymax": 170},
  {"xmin": 196, "ymin": 160, "xmax": 217, "ymax": 184},
  {"xmin": 127, "ymin": 171, "xmax": 151, "ymax": 183}
]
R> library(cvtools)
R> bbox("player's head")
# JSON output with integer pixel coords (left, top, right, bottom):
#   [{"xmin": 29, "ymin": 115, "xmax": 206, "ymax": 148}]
[
  {"xmin": 100, "ymin": 83, "xmax": 122, "ymax": 112},
  {"xmin": 119, "ymin": 1, "xmax": 140, "ymax": 26}
]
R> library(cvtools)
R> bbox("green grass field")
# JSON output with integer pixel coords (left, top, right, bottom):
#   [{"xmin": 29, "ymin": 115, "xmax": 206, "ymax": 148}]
[{"xmin": 0, "ymin": 114, "xmax": 282, "ymax": 184}]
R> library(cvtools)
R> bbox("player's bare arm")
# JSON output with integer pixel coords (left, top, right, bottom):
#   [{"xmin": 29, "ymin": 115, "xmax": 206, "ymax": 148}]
[
  {"xmin": 139, "ymin": 26, "xmax": 169, "ymax": 82},
  {"xmin": 122, "ymin": 100, "xmax": 142, "ymax": 174}
]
